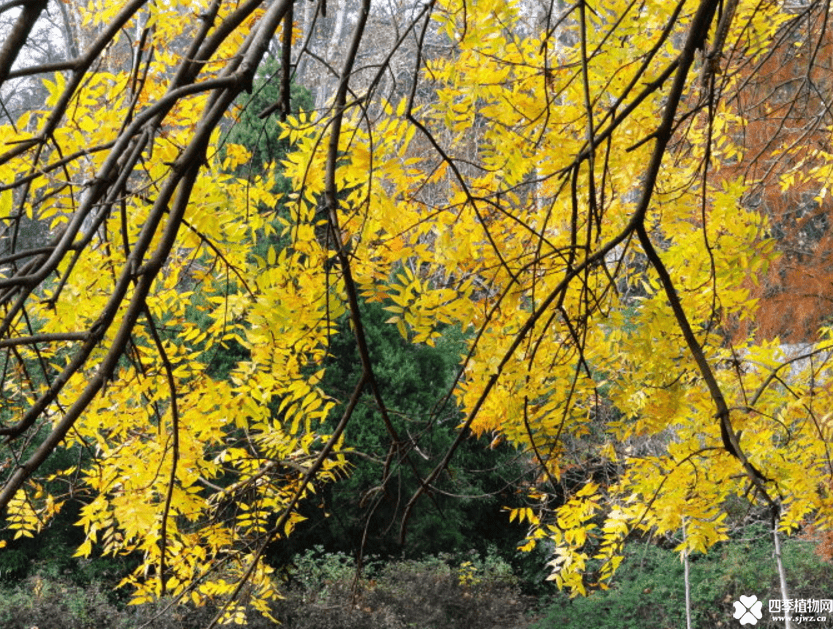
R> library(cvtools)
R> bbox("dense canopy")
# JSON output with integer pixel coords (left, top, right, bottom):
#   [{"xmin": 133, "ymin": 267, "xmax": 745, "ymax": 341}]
[{"xmin": 2, "ymin": 0, "xmax": 833, "ymax": 623}]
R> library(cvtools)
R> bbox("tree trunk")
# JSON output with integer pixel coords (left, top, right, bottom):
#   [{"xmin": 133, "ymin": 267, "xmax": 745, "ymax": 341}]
[{"xmin": 774, "ymin": 512, "xmax": 793, "ymax": 629}]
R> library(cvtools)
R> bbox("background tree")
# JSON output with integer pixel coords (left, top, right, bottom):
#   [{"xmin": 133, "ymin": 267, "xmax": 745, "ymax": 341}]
[
  {"xmin": 222, "ymin": 60, "xmax": 529, "ymax": 565},
  {"xmin": 720, "ymin": 3, "xmax": 833, "ymax": 343},
  {"xmin": 310, "ymin": 300, "xmax": 528, "ymax": 559}
]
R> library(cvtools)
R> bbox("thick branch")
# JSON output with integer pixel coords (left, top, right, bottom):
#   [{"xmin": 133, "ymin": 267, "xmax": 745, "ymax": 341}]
[{"xmin": 0, "ymin": 0, "xmax": 48, "ymax": 87}]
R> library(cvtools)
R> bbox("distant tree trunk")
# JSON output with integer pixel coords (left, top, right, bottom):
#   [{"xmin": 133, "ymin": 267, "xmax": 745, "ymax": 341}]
[
  {"xmin": 684, "ymin": 522, "xmax": 692, "ymax": 629},
  {"xmin": 55, "ymin": 0, "xmax": 80, "ymax": 60},
  {"xmin": 314, "ymin": 0, "xmax": 348, "ymax": 110},
  {"xmin": 774, "ymin": 510, "xmax": 793, "ymax": 629}
]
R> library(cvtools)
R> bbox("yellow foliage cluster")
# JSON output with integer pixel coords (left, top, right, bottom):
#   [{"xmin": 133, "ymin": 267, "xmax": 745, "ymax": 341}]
[
  {"xmin": 271, "ymin": 0, "xmax": 833, "ymax": 595},
  {"xmin": 1, "ymin": 0, "xmax": 833, "ymax": 617}
]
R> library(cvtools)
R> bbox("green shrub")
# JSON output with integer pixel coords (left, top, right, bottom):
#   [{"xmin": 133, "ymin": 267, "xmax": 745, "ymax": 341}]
[
  {"xmin": 0, "ymin": 548, "xmax": 29, "ymax": 581},
  {"xmin": 0, "ymin": 576, "xmax": 123, "ymax": 629},
  {"xmin": 273, "ymin": 549, "xmax": 530, "ymax": 629},
  {"xmin": 532, "ymin": 533, "xmax": 833, "ymax": 629}
]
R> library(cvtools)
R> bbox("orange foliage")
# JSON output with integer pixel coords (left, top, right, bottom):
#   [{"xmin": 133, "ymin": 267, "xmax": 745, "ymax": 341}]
[{"xmin": 724, "ymin": 7, "xmax": 833, "ymax": 342}]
